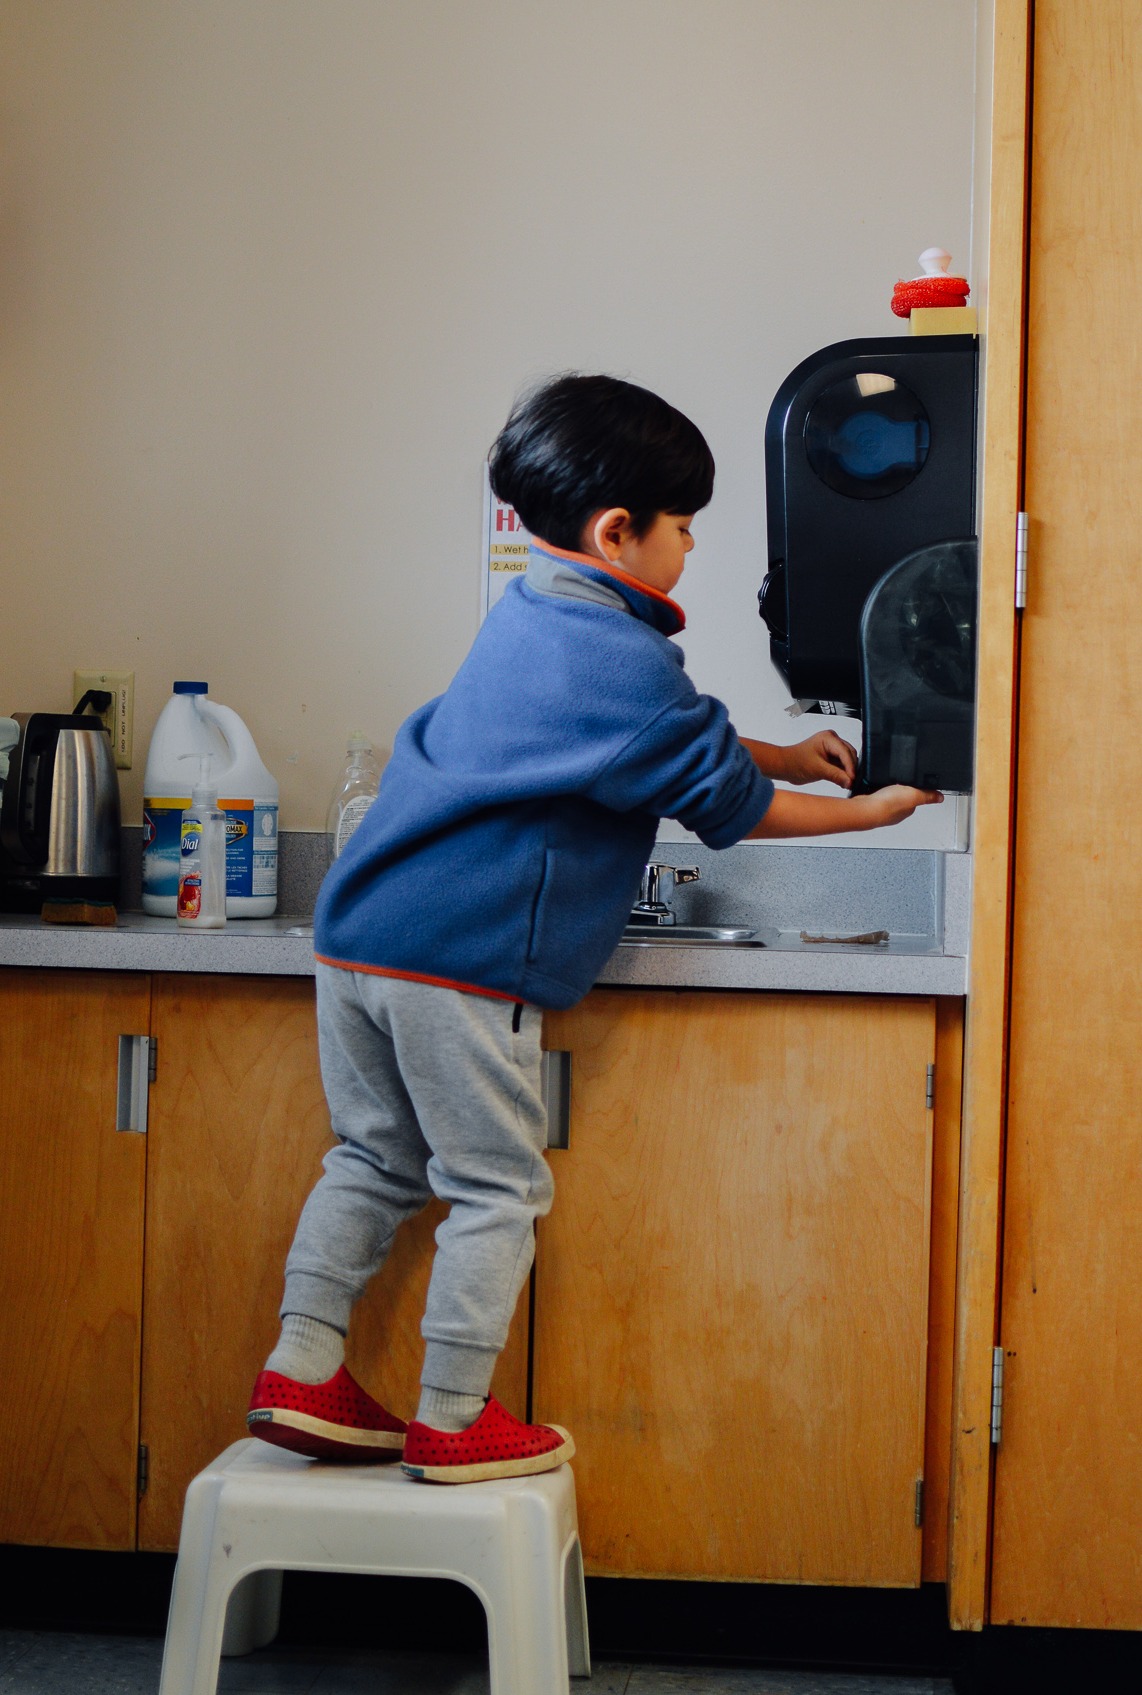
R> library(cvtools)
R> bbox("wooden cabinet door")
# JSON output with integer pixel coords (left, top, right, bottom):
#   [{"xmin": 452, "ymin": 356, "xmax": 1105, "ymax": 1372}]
[
  {"xmin": 536, "ymin": 990, "xmax": 936, "ymax": 1585},
  {"xmin": 989, "ymin": 0, "xmax": 1142, "ymax": 1629},
  {"xmin": 0, "ymin": 968, "xmax": 150, "ymax": 1549},
  {"xmin": 138, "ymin": 974, "xmax": 527, "ymax": 1551}
]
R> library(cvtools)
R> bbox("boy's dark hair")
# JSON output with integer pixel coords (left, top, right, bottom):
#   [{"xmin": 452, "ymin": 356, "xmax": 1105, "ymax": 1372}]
[{"xmin": 488, "ymin": 373, "xmax": 714, "ymax": 552}]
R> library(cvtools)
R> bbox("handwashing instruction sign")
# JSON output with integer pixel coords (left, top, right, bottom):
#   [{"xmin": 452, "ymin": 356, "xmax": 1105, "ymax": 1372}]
[{"xmin": 481, "ymin": 463, "xmax": 530, "ymax": 619}]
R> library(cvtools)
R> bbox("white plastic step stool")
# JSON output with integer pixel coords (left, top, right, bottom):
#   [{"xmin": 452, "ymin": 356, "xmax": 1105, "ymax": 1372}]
[{"xmin": 158, "ymin": 1438, "xmax": 590, "ymax": 1695}]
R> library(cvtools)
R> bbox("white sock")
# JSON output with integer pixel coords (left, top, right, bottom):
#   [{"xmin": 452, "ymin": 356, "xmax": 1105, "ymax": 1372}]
[
  {"xmin": 264, "ymin": 1313, "xmax": 345, "ymax": 1384},
  {"xmin": 416, "ymin": 1385, "xmax": 486, "ymax": 1431}
]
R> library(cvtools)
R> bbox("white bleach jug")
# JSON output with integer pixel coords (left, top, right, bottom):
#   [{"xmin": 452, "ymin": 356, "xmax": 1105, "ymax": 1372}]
[{"xmin": 143, "ymin": 682, "xmax": 278, "ymax": 917}]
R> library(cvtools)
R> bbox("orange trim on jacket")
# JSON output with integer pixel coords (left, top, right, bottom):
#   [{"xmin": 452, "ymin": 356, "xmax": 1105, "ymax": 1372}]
[
  {"xmin": 532, "ymin": 538, "xmax": 686, "ymax": 632},
  {"xmin": 314, "ymin": 953, "xmax": 522, "ymax": 1004}
]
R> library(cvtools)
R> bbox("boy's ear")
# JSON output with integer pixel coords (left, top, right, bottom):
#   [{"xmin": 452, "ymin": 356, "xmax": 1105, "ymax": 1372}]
[{"xmin": 585, "ymin": 507, "xmax": 632, "ymax": 562}]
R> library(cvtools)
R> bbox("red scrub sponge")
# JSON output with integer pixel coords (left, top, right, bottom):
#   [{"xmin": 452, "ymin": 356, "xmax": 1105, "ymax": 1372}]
[{"xmin": 891, "ymin": 247, "xmax": 971, "ymax": 318}]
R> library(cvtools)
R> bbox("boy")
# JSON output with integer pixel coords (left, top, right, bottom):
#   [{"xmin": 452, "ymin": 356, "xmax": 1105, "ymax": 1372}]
[{"xmin": 247, "ymin": 374, "xmax": 939, "ymax": 1483}]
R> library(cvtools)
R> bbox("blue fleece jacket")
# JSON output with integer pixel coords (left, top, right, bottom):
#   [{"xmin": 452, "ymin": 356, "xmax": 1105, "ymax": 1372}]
[{"xmin": 314, "ymin": 541, "xmax": 773, "ymax": 1009}]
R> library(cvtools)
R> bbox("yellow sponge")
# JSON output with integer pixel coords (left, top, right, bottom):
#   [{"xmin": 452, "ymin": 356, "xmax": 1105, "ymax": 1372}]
[
  {"xmin": 910, "ymin": 306, "xmax": 978, "ymax": 336},
  {"xmin": 41, "ymin": 899, "xmax": 117, "ymax": 926}
]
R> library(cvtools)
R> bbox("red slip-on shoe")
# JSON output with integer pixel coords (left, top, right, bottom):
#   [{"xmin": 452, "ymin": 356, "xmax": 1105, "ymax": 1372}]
[
  {"xmin": 401, "ymin": 1396, "xmax": 574, "ymax": 1483},
  {"xmin": 246, "ymin": 1365, "xmax": 406, "ymax": 1462}
]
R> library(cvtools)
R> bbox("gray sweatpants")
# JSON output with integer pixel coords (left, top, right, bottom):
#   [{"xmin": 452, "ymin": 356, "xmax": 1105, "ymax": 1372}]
[{"xmin": 282, "ymin": 964, "xmax": 553, "ymax": 1397}]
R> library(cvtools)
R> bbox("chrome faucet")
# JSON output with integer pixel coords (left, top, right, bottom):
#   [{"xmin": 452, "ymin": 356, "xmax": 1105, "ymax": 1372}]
[{"xmin": 628, "ymin": 861, "xmax": 700, "ymax": 927}]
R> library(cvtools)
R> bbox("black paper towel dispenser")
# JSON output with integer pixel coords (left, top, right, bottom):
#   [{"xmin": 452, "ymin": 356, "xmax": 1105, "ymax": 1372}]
[{"xmin": 759, "ymin": 334, "xmax": 978, "ymax": 710}]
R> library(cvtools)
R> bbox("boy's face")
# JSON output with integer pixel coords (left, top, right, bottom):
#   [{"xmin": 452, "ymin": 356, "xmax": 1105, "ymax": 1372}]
[{"xmin": 591, "ymin": 510, "xmax": 695, "ymax": 595}]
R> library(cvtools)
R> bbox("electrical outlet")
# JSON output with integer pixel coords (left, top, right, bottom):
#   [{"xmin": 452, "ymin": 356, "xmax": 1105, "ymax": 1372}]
[{"xmin": 73, "ymin": 670, "xmax": 135, "ymax": 770}]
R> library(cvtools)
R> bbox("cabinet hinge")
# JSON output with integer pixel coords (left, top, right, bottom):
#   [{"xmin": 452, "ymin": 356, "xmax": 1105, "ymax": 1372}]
[
  {"xmin": 148, "ymin": 1036, "xmax": 158, "ymax": 1085},
  {"xmin": 914, "ymin": 1477, "xmax": 925, "ymax": 1528},
  {"xmin": 116, "ymin": 1035, "xmax": 153, "ymax": 1134},
  {"xmin": 137, "ymin": 1443, "xmax": 149, "ymax": 1498},
  {"xmin": 925, "ymin": 1063, "xmax": 935, "ymax": 1111},
  {"xmin": 1014, "ymin": 511, "xmax": 1028, "ymax": 610},
  {"xmin": 990, "ymin": 1346, "xmax": 1005, "ymax": 1445},
  {"xmin": 541, "ymin": 1050, "xmax": 571, "ymax": 1150}
]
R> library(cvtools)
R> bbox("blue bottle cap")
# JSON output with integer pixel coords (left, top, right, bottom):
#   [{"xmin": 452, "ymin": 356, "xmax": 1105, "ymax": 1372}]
[{"xmin": 173, "ymin": 681, "xmax": 208, "ymax": 694}]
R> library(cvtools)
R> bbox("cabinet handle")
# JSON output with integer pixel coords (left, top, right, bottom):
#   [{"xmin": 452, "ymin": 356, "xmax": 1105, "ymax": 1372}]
[
  {"xmin": 117, "ymin": 1035, "xmax": 152, "ymax": 1134},
  {"xmin": 541, "ymin": 1050, "xmax": 571, "ymax": 1150}
]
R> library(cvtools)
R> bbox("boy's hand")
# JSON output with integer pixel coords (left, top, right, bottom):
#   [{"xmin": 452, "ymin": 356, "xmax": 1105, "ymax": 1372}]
[
  {"xmin": 846, "ymin": 785, "xmax": 943, "ymax": 827},
  {"xmin": 780, "ymin": 730, "xmax": 857, "ymax": 789}
]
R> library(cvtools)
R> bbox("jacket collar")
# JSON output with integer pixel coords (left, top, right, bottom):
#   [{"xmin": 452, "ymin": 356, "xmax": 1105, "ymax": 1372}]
[{"xmin": 526, "ymin": 539, "xmax": 686, "ymax": 637}]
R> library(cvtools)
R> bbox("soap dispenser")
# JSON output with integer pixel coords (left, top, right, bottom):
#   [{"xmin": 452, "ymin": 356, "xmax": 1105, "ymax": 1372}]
[
  {"xmin": 327, "ymin": 732, "xmax": 384, "ymax": 862},
  {"xmin": 177, "ymin": 754, "xmax": 227, "ymax": 929}
]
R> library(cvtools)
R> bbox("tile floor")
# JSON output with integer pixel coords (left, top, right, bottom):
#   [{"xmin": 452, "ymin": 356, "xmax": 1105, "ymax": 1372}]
[{"xmin": 0, "ymin": 1631, "xmax": 957, "ymax": 1695}]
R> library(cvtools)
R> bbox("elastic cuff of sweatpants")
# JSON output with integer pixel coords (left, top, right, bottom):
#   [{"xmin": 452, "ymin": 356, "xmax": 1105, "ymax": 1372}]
[
  {"xmin": 421, "ymin": 1339, "xmax": 500, "ymax": 1398},
  {"xmin": 280, "ymin": 1271, "xmax": 354, "ymax": 1334}
]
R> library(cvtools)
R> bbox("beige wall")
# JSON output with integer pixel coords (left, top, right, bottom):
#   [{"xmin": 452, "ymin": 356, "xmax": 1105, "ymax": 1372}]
[{"xmin": 0, "ymin": 0, "xmax": 977, "ymax": 831}]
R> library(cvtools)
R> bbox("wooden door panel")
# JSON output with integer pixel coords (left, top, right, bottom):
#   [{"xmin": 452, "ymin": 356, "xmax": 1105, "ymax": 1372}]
[
  {"xmin": 536, "ymin": 990, "xmax": 935, "ymax": 1585},
  {"xmin": 139, "ymin": 975, "xmax": 526, "ymax": 1551},
  {"xmin": 990, "ymin": 0, "xmax": 1142, "ymax": 1630},
  {"xmin": 0, "ymin": 969, "xmax": 150, "ymax": 1549}
]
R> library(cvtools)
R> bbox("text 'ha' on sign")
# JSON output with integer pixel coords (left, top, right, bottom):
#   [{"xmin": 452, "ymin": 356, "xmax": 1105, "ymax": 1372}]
[{"xmin": 481, "ymin": 463, "xmax": 531, "ymax": 618}]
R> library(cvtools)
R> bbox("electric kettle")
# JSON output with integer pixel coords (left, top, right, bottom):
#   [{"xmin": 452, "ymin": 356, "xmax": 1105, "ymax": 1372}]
[{"xmin": 0, "ymin": 692, "xmax": 121, "ymax": 911}]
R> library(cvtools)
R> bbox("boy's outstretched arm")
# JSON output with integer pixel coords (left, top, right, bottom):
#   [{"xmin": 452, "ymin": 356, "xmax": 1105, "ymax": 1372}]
[
  {"xmin": 747, "ymin": 783, "xmax": 942, "ymax": 839},
  {"xmin": 739, "ymin": 728, "xmax": 939, "ymax": 835},
  {"xmin": 741, "ymin": 730, "xmax": 857, "ymax": 789}
]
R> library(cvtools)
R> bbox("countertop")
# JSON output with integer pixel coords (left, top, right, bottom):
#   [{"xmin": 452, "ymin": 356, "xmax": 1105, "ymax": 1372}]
[
  {"xmin": 0, "ymin": 909, "xmax": 966, "ymax": 995},
  {"xmin": 0, "ymin": 835, "xmax": 970, "ymax": 995}
]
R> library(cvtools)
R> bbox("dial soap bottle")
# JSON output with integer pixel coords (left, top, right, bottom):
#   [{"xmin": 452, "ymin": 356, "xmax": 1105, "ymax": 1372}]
[{"xmin": 176, "ymin": 755, "xmax": 227, "ymax": 929}]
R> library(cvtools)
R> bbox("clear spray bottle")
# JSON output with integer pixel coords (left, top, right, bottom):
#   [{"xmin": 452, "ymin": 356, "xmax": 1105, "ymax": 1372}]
[
  {"xmin": 327, "ymin": 732, "xmax": 384, "ymax": 862},
  {"xmin": 177, "ymin": 754, "xmax": 227, "ymax": 929}
]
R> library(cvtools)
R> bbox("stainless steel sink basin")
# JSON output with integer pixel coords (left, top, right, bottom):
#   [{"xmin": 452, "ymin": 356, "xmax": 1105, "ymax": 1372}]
[
  {"xmin": 282, "ymin": 920, "xmax": 763, "ymax": 948},
  {"xmin": 621, "ymin": 924, "xmax": 762, "ymax": 946}
]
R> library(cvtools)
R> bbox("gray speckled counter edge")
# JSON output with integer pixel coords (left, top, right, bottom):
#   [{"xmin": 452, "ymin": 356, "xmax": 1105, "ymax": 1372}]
[
  {"xmin": 600, "ymin": 934, "xmax": 965, "ymax": 995},
  {"xmin": 0, "ymin": 916, "xmax": 966, "ymax": 996},
  {"xmin": 0, "ymin": 915, "xmax": 317, "ymax": 976}
]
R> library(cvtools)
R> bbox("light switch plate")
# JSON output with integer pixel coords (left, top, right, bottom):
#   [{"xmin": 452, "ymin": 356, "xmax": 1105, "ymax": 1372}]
[{"xmin": 73, "ymin": 669, "xmax": 135, "ymax": 769}]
